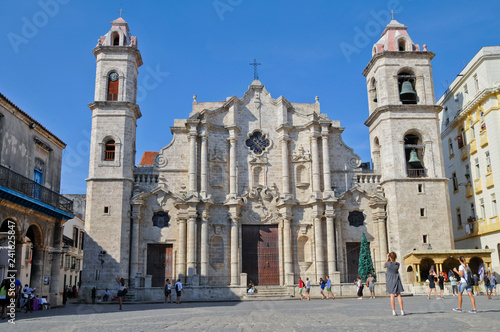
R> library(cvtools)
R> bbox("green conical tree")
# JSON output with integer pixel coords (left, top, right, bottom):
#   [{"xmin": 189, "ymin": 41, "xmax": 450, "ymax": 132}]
[{"xmin": 358, "ymin": 232, "xmax": 376, "ymax": 283}]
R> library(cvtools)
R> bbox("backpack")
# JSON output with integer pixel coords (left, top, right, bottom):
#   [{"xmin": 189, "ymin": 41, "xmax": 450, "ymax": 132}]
[
  {"xmin": 175, "ymin": 283, "xmax": 179, "ymax": 292},
  {"xmin": 465, "ymin": 267, "xmax": 473, "ymax": 287},
  {"xmin": 485, "ymin": 277, "xmax": 490, "ymax": 287}
]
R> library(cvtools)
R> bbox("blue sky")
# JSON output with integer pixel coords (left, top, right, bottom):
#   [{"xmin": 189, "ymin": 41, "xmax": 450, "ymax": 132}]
[{"xmin": 0, "ymin": 0, "xmax": 499, "ymax": 194}]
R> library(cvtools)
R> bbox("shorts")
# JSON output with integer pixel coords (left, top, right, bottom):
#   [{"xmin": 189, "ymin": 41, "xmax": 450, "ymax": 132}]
[
  {"xmin": 326, "ymin": 287, "xmax": 331, "ymax": 292},
  {"xmin": 165, "ymin": 290, "xmax": 171, "ymax": 296},
  {"xmin": 369, "ymin": 286, "xmax": 375, "ymax": 293},
  {"xmin": 117, "ymin": 290, "xmax": 124, "ymax": 297},
  {"xmin": 305, "ymin": 288, "xmax": 310, "ymax": 294},
  {"xmin": 438, "ymin": 284, "xmax": 444, "ymax": 290},
  {"xmin": 299, "ymin": 288, "xmax": 303, "ymax": 294},
  {"xmin": 458, "ymin": 283, "xmax": 473, "ymax": 294},
  {"xmin": 176, "ymin": 291, "xmax": 181, "ymax": 297},
  {"xmin": 486, "ymin": 285, "xmax": 493, "ymax": 292}
]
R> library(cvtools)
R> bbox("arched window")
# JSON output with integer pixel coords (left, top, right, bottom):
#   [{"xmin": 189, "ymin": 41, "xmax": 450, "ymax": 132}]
[
  {"xmin": 104, "ymin": 139, "xmax": 115, "ymax": 161},
  {"xmin": 398, "ymin": 71, "xmax": 417, "ymax": 104},
  {"xmin": 112, "ymin": 32, "xmax": 120, "ymax": 46},
  {"xmin": 107, "ymin": 72, "xmax": 119, "ymax": 101},
  {"xmin": 372, "ymin": 79, "xmax": 377, "ymax": 103},
  {"xmin": 398, "ymin": 39, "xmax": 406, "ymax": 51},
  {"xmin": 404, "ymin": 133, "xmax": 425, "ymax": 177}
]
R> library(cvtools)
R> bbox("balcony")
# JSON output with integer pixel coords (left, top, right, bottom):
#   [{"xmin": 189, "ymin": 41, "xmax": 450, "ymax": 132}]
[
  {"xmin": 465, "ymin": 183, "xmax": 473, "ymax": 198},
  {"xmin": 478, "ymin": 217, "xmax": 500, "ymax": 235},
  {"xmin": 407, "ymin": 168, "xmax": 427, "ymax": 178},
  {"xmin": 469, "ymin": 138, "xmax": 477, "ymax": 155},
  {"xmin": 461, "ymin": 149, "xmax": 468, "ymax": 161},
  {"xmin": 474, "ymin": 178, "xmax": 483, "ymax": 194},
  {"xmin": 486, "ymin": 172, "xmax": 494, "ymax": 188},
  {"xmin": 480, "ymin": 130, "xmax": 488, "ymax": 147},
  {"xmin": 0, "ymin": 164, "xmax": 73, "ymax": 214}
]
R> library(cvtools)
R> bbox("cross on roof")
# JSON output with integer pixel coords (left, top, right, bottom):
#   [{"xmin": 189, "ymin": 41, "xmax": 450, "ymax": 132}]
[
  {"xmin": 390, "ymin": 10, "xmax": 396, "ymax": 20},
  {"xmin": 249, "ymin": 59, "xmax": 261, "ymax": 80},
  {"xmin": 117, "ymin": 8, "xmax": 126, "ymax": 17}
]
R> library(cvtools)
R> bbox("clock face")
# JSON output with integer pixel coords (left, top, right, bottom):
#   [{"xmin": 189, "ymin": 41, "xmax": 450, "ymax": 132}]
[{"xmin": 109, "ymin": 72, "xmax": 119, "ymax": 82}]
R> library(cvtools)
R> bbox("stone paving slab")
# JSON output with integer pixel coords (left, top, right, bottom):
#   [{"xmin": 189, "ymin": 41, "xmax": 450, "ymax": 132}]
[{"xmin": 3, "ymin": 295, "xmax": 499, "ymax": 331}]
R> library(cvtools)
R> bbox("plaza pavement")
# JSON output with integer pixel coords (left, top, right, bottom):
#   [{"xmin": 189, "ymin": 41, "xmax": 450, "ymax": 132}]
[{"xmin": 3, "ymin": 295, "xmax": 499, "ymax": 331}]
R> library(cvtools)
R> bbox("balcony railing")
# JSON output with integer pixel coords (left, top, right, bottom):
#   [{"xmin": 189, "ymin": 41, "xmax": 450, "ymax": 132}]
[
  {"xmin": 0, "ymin": 164, "xmax": 73, "ymax": 214},
  {"xmin": 407, "ymin": 168, "xmax": 427, "ymax": 178}
]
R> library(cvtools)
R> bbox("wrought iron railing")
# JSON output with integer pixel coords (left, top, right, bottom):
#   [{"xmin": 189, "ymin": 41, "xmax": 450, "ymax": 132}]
[
  {"xmin": 407, "ymin": 168, "xmax": 427, "ymax": 177},
  {"xmin": 0, "ymin": 164, "xmax": 73, "ymax": 214}
]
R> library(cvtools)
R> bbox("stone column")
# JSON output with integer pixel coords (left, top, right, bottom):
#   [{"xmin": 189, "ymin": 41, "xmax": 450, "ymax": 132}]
[
  {"xmin": 229, "ymin": 136, "xmax": 237, "ymax": 197},
  {"xmin": 321, "ymin": 125, "xmax": 332, "ymax": 192},
  {"xmin": 310, "ymin": 128, "xmax": 321, "ymax": 193},
  {"xmin": 177, "ymin": 219, "xmax": 187, "ymax": 279},
  {"xmin": 326, "ymin": 216, "xmax": 336, "ymax": 274},
  {"xmin": 49, "ymin": 221, "xmax": 62, "ymax": 306},
  {"xmin": 200, "ymin": 209, "xmax": 209, "ymax": 281},
  {"xmin": 188, "ymin": 127, "xmax": 198, "ymax": 194},
  {"xmin": 230, "ymin": 216, "xmax": 239, "ymax": 285},
  {"xmin": 314, "ymin": 217, "xmax": 325, "ymax": 279},
  {"xmin": 283, "ymin": 216, "xmax": 293, "ymax": 279},
  {"xmin": 335, "ymin": 217, "xmax": 344, "ymax": 279},
  {"xmin": 200, "ymin": 133, "xmax": 208, "ymax": 198},
  {"xmin": 186, "ymin": 214, "xmax": 197, "ymax": 276},
  {"xmin": 130, "ymin": 205, "xmax": 141, "ymax": 281},
  {"xmin": 281, "ymin": 133, "xmax": 290, "ymax": 195},
  {"xmin": 378, "ymin": 218, "xmax": 388, "ymax": 271}
]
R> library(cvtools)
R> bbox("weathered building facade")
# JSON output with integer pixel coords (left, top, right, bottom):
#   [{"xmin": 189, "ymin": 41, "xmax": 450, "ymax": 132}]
[
  {"xmin": 0, "ymin": 92, "xmax": 73, "ymax": 306},
  {"xmin": 82, "ymin": 18, "xmax": 454, "ymax": 301}
]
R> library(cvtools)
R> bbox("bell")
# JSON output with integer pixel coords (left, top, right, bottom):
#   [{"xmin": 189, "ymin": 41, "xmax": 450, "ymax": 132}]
[
  {"xmin": 408, "ymin": 149, "xmax": 421, "ymax": 165},
  {"xmin": 400, "ymin": 81, "xmax": 417, "ymax": 103},
  {"xmin": 373, "ymin": 92, "xmax": 377, "ymax": 102}
]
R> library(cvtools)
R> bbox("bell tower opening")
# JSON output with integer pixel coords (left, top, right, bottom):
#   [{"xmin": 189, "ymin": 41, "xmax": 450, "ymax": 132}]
[
  {"xmin": 404, "ymin": 133, "xmax": 425, "ymax": 177},
  {"xmin": 398, "ymin": 39, "xmax": 406, "ymax": 51},
  {"xmin": 398, "ymin": 72, "xmax": 417, "ymax": 104},
  {"xmin": 112, "ymin": 32, "xmax": 120, "ymax": 46}
]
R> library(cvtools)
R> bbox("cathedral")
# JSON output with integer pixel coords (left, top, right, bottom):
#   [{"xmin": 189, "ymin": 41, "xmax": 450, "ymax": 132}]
[{"xmin": 81, "ymin": 17, "xmax": 454, "ymax": 301}]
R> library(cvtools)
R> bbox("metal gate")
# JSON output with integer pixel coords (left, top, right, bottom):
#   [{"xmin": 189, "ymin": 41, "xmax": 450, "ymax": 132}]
[
  {"xmin": 242, "ymin": 225, "xmax": 279, "ymax": 285},
  {"xmin": 146, "ymin": 244, "xmax": 173, "ymax": 287},
  {"xmin": 346, "ymin": 242, "xmax": 361, "ymax": 283}
]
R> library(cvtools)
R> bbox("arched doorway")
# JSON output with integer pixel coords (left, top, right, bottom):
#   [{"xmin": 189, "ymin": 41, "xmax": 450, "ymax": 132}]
[
  {"xmin": 468, "ymin": 256, "xmax": 484, "ymax": 275},
  {"xmin": 26, "ymin": 224, "xmax": 44, "ymax": 290},
  {"xmin": 419, "ymin": 257, "xmax": 435, "ymax": 282}
]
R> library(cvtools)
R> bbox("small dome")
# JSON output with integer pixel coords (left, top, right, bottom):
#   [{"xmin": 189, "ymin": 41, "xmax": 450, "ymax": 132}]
[{"xmin": 372, "ymin": 20, "xmax": 420, "ymax": 55}]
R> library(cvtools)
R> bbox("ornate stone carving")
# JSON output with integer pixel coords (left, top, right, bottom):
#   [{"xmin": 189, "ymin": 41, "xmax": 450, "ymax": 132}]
[
  {"xmin": 152, "ymin": 211, "xmax": 170, "ymax": 228},
  {"xmin": 241, "ymin": 186, "xmax": 281, "ymax": 224},
  {"xmin": 153, "ymin": 153, "xmax": 168, "ymax": 168},
  {"xmin": 292, "ymin": 145, "xmax": 311, "ymax": 163}
]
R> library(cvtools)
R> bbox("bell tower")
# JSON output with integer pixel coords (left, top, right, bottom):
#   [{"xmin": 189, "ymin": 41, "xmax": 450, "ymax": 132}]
[
  {"xmin": 82, "ymin": 17, "xmax": 142, "ymax": 297},
  {"xmin": 363, "ymin": 20, "xmax": 453, "ymax": 278}
]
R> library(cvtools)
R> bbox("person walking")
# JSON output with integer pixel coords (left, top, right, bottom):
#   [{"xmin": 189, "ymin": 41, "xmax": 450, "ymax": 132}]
[
  {"xmin": 325, "ymin": 276, "xmax": 335, "ymax": 300},
  {"xmin": 175, "ymin": 279, "xmax": 182, "ymax": 304},
  {"xmin": 116, "ymin": 276, "xmax": 125, "ymax": 311},
  {"xmin": 450, "ymin": 274, "xmax": 458, "ymax": 296},
  {"xmin": 164, "ymin": 279, "xmax": 172, "ymax": 303},
  {"xmin": 385, "ymin": 252, "xmax": 405, "ymax": 316},
  {"xmin": 427, "ymin": 270, "xmax": 439, "ymax": 299},
  {"xmin": 354, "ymin": 276, "xmax": 363, "ymax": 299},
  {"xmin": 305, "ymin": 278, "xmax": 311, "ymax": 301},
  {"xmin": 319, "ymin": 278, "xmax": 326, "ymax": 299},
  {"xmin": 367, "ymin": 273, "xmax": 375, "ymax": 299},
  {"xmin": 484, "ymin": 271, "xmax": 492, "ymax": 300},
  {"xmin": 298, "ymin": 277, "xmax": 305, "ymax": 300},
  {"xmin": 453, "ymin": 256, "xmax": 477, "ymax": 313},
  {"xmin": 472, "ymin": 274, "xmax": 480, "ymax": 295},
  {"xmin": 490, "ymin": 273, "xmax": 497, "ymax": 296},
  {"xmin": 438, "ymin": 271, "xmax": 445, "ymax": 299}
]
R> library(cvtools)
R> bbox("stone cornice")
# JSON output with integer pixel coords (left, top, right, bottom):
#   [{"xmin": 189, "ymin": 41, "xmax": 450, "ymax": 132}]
[
  {"xmin": 88, "ymin": 101, "xmax": 142, "ymax": 119},
  {"xmin": 92, "ymin": 45, "xmax": 143, "ymax": 67},
  {"xmin": 362, "ymin": 51, "xmax": 435, "ymax": 77},
  {"xmin": 364, "ymin": 104, "xmax": 442, "ymax": 127}
]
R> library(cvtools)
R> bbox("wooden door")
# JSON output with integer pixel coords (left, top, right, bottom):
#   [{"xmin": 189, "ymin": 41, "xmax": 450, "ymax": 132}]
[
  {"xmin": 147, "ymin": 244, "xmax": 173, "ymax": 287},
  {"xmin": 346, "ymin": 242, "xmax": 361, "ymax": 283},
  {"xmin": 242, "ymin": 225, "xmax": 279, "ymax": 286},
  {"xmin": 258, "ymin": 225, "xmax": 279, "ymax": 285}
]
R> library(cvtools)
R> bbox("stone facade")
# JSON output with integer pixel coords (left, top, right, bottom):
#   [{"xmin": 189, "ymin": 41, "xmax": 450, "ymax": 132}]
[
  {"xmin": 438, "ymin": 46, "xmax": 500, "ymax": 274},
  {"xmin": 82, "ymin": 18, "xmax": 455, "ymax": 301}
]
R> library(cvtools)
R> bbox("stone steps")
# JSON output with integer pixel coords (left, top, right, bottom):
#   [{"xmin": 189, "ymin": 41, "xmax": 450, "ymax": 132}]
[{"xmin": 243, "ymin": 286, "xmax": 292, "ymax": 299}]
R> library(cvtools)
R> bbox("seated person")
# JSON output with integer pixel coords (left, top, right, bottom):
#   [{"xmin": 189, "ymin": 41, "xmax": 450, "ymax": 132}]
[{"xmin": 103, "ymin": 289, "xmax": 110, "ymax": 302}]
